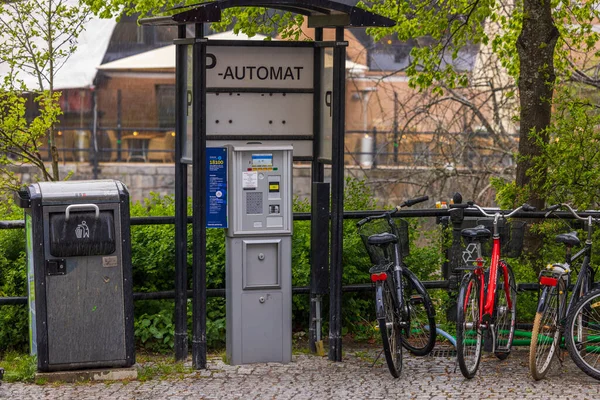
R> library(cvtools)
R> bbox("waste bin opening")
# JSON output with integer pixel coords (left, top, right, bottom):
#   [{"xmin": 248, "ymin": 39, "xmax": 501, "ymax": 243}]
[{"xmin": 49, "ymin": 210, "xmax": 116, "ymax": 257}]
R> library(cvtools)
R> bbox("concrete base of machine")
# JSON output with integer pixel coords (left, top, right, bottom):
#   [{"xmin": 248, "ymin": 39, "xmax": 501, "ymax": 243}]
[{"xmin": 35, "ymin": 367, "xmax": 138, "ymax": 383}]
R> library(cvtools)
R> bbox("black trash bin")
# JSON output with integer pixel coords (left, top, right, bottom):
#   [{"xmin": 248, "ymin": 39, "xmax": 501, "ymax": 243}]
[{"xmin": 18, "ymin": 180, "xmax": 134, "ymax": 372}]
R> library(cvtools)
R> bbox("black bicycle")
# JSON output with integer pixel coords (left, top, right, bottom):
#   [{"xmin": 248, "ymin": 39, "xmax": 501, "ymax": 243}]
[
  {"xmin": 357, "ymin": 196, "xmax": 436, "ymax": 378},
  {"xmin": 529, "ymin": 203, "xmax": 599, "ymax": 380}
]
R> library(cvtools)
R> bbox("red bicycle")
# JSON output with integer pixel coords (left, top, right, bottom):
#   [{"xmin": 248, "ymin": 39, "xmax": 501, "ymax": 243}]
[{"xmin": 451, "ymin": 201, "xmax": 534, "ymax": 378}]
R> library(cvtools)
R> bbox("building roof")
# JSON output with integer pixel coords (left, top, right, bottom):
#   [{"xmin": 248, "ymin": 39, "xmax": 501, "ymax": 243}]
[
  {"xmin": 0, "ymin": 16, "xmax": 116, "ymax": 90},
  {"xmin": 98, "ymin": 30, "xmax": 368, "ymax": 75}
]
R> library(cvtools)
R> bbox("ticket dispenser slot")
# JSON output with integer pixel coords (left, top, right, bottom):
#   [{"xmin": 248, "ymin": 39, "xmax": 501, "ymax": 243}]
[{"xmin": 226, "ymin": 145, "xmax": 292, "ymax": 365}]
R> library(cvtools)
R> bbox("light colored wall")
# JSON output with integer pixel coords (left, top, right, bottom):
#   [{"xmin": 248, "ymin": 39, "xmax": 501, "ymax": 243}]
[{"xmin": 11, "ymin": 162, "xmax": 497, "ymax": 207}]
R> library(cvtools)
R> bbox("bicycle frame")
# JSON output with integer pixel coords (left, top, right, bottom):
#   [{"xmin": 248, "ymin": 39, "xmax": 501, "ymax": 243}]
[
  {"xmin": 537, "ymin": 250, "xmax": 588, "ymax": 311},
  {"xmin": 385, "ymin": 217, "xmax": 406, "ymax": 319},
  {"xmin": 458, "ymin": 203, "xmax": 529, "ymax": 327},
  {"xmin": 358, "ymin": 196, "xmax": 429, "ymax": 321},
  {"xmin": 373, "ymin": 237, "xmax": 405, "ymax": 320},
  {"xmin": 537, "ymin": 225, "xmax": 594, "ymax": 319},
  {"xmin": 468, "ymin": 227, "xmax": 514, "ymax": 325}
]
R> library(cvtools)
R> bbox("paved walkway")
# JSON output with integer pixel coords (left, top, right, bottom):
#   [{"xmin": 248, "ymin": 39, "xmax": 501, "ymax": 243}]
[{"xmin": 1, "ymin": 346, "xmax": 598, "ymax": 399}]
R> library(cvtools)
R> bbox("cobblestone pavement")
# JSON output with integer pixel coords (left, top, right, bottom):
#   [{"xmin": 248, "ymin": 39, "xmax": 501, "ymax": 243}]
[{"xmin": 1, "ymin": 346, "xmax": 598, "ymax": 399}]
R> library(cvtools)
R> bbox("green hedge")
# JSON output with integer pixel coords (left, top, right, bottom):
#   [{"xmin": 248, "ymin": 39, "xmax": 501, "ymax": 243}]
[
  {"xmin": 2, "ymin": 178, "xmax": 583, "ymax": 355},
  {"xmin": 0, "ymin": 200, "xmax": 27, "ymax": 353}
]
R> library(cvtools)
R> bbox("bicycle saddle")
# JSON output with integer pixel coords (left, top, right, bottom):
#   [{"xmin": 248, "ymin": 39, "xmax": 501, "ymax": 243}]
[
  {"xmin": 555, "ymin": 231, "xmax": 580, "ymax": 247},
  {"xmin": 461, "ymin": 225, "xmax": 492, "ymax": 240},
  {"xmin": 367, "ymin": 232, "xmax": 398, "ymax": 245}
]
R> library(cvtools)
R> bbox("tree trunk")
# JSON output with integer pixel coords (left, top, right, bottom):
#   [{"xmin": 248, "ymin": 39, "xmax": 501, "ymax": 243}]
[
  {"xmin": 516, "ymin": 0, "xmax": 559, "ymax": 261},
  {"xmin": 516, "ymin": 0, "xmax": 559, "ymax": 208}
]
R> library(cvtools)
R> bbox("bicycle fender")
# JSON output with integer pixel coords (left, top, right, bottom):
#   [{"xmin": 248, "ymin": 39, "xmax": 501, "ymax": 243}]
[
  {"xmin": 536, "ymin": 286, "xmax": 550, "ymax": 314},
  {"xmin": 403, "ymin": 268, "xmax": 436, "ymax": 316},
  {"xmin": 375, "ymin": 281, "xmax": 386, "ymax": 320}
]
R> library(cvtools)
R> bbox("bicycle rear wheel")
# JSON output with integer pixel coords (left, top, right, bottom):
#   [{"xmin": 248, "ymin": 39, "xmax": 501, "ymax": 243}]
[
  {"xmin": 565, "ymin": 288, "xmax": 600, "ymax": 380},
  {"xmin": 400, "ymin": 269, "xmax": 436, "ymax": 356},
  {"xmin": 494, "ymin": 262, "xmax": 517, "ymax": 359},
  {"xmin": 376, "ymin": 278, "xmax": 402, "ymax": 378},
  {"xmin": 529, "ymin": 279, "xmax": 566, "ymax": 380},
  {"xmin": 456, "ymin": 272, "xmax": 483, "ymax": 379}
]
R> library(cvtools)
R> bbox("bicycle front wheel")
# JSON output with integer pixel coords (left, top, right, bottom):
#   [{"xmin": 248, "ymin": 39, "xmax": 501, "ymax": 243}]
[
  {"xmin": 529, "ymin": 279, "xmax": 566, "ymax": 380},
  {"xmin": 494, "ymin": 262, "xmax": 517, "ymax": 359},
  {"xmin": 376, "ymin": 278, "xmax": 402, "ymax": 378},
  {"xmin": 565, "ymin": 288, "xmax": 600, "ymax": 380},
  {"xmin": 456, "ymin": 272, "xmax": 483, "ymax": 379},
  {"xmin": 400, "ymin": 269, "xmax": 436, "ymax": 356}
]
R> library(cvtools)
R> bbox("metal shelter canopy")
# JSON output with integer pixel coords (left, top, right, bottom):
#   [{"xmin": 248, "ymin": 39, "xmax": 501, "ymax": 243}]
[
  {"xmin": 139, "ymin": 0, "xmax": 395, "ymax": 27},
  {"xmin": 141, "ymin": 0, "xmax": 395, "ymax": 370}
]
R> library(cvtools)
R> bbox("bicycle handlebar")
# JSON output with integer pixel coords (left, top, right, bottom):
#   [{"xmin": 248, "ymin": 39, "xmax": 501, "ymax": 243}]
[
  {"xmin": 357, "ymin": 196, "xmax": 429, "ymax": 227},
  {"xmin": 400, "ymin": 195, "xmax": 429, "ymax": 209},
  {"xmin": 449, "ymin": 201, "xmax": 535, "ymax": 218},
  {"xmin": 544, "ymin": 203, "xmax": 600, "ymax": 222}
]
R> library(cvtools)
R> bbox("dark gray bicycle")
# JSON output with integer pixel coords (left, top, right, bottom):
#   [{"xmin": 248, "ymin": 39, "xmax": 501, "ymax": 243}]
[
  {"xmin": 357, "ymin": 196, "xmax": 436, "ymax": 378},
  {"xmin": 529, "ymin": 203, "xmax": 599, "ymax": 380}
]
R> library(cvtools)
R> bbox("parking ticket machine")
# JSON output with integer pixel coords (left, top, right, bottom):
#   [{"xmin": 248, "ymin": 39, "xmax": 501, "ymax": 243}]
[{"xmin": 225, "ymin": 145, "xmax": 293, "ymax": 365}]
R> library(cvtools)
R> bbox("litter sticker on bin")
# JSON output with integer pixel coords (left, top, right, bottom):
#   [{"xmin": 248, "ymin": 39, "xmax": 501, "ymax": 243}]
[
  {"xmin": 75, "ymin": 221, "xmax": 90, "ymax": 239},
  {"xmin": 102, "ymin": 256, "xmax": 118, "ymax": 268}
]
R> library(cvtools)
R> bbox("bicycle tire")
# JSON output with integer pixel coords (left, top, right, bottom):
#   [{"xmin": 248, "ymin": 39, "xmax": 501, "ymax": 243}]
[
  {"xmin": 565, "ymin": 288, "xmax": 600, "ymax": 380},
  {"xmin": 529, "ymin": 278, "xmax": 566, "ymax": 380},
  {"xmin": 376, "ymin": 278, "xmax": 402, "ymax": 378},
  {"xmin": 494, "ymin": 262, "xmax": 517, "ymax": 360},
  {"xmin": 400, "ymin": 268, "xmax": 436, "ymax": 356},
  {"xmin": 456, "ymin": 272, "xmax": 483, "ymax": 379}
]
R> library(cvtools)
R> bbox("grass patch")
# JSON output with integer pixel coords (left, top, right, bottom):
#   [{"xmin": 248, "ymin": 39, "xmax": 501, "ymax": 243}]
[
  {"xmin": 135, "ymin": 354, "xmax": 195, "ymax": 382},
  {"xmin": 0, "ymin": 351, "xmax": 37, "ymax": 383}
]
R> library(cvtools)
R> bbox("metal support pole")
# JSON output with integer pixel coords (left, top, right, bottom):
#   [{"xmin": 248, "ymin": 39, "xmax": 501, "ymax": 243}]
[
  {"xmin": 192, "ymin": 23, "xmax": 208, "ymax": 369},
  {"xmin": 393, "ymin": 91, "xmax": 398, "ymax": 164},
  {"xmin": 329, "ymin": 27, "xmax": 346, "ymax": 362},
  {"xmin": 309, "ymin": 182, "xmax": 330, "ymax": 353},
  {"xmin": 174, "ymin": 24, "xmax": 188, "ymax": 362},
  {"xmin": 309, "ymin": 27, "xmax": 326, "ymax": 354},
  {"xmin": 312, "ymin": 27, "xmax": 324, "ymax": 183}
]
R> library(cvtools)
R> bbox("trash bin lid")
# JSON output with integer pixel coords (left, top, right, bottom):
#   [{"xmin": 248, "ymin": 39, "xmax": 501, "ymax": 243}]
[{"xmin": 32, "ymin": 180, "xmax": 123, "ymax": 204}]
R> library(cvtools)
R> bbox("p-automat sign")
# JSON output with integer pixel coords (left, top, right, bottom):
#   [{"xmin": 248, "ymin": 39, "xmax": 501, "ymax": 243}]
[
  {"xmin": 206, "ymin": 46, "xmax": 313, "ymax": 89},
  {"xmin": 218, "ymin": 65, "xmax": 305, "ymax": 81}
]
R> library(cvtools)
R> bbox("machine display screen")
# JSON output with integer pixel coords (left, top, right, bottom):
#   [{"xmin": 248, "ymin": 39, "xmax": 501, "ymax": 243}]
[{"xmin": 251, "ymin": 154, "xmax": 273, "ymax": 167}]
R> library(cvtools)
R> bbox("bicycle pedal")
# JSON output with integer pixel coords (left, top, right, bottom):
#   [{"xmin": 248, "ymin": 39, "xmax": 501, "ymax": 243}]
[{"xmin": 410, "ymin": 294, "xmax": 424, "ymax": 304}]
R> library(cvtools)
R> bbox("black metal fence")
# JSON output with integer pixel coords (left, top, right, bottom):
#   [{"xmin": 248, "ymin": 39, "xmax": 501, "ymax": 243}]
[
  {"xmin": 345, "ymin": 128, "xmax": 517, "ymax": 170},
  {"xmin": 39, "ymin": 127, "xmax": 519, "ymax": 172},
  {"xmin": 4, "ymin": 206, "xmax": 584, "ymax": 309}
]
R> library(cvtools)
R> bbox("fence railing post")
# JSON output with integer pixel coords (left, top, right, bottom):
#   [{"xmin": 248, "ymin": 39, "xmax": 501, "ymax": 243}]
[{"xmin": 371, "ymin": 127, "xmax": 377, "ymax": 169}]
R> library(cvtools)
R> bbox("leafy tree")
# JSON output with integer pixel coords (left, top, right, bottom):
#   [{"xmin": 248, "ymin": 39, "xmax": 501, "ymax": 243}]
[
  {"xmin": 364, "ymin": 0, "xmax": 600, "ymax": 211},
  {"xmin": 0, "ymin": 0, "xmax": 91, "ymax": 189},
  {"xmin": 85, "ymin": 0, "xmax": 600, "ymax": 208}
]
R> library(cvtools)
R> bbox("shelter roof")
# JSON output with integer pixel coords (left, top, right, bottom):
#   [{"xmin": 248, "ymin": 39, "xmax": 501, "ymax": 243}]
[{"xmin": 140, "ymin": 0, "xmax": 395, "ymax": 28}]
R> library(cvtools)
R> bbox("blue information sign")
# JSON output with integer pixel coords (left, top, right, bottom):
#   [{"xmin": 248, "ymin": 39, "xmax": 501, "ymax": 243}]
[{"xmin": 206, "ymin": 147, "xmax": 227, "ymax": 228}]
